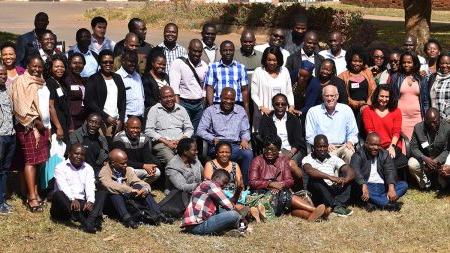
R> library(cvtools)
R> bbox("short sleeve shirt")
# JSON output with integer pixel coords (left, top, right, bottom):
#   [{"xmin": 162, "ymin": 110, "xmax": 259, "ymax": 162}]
[{"xmin": 302, "ymin": 153, "xmax": 346, "ymax": 185}]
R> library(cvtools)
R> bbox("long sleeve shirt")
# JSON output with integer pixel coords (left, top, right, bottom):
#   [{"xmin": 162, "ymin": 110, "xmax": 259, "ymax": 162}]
[
  {"xmin": 181, "ymin": 180, "xmax": 234, "ymax": 227},
  {"xmin": 116, "ymin": 67, "xmax": 145, "ymax": 119},
  {"xmin": 196, "ymin": 104, "xmax": 250, "ymax": 143},
  {"xmin": 112, "ymin": 131, "xmax": 160, "ymax": 169},
  {"xmin": 361, "ymin": 106, "xmax": 402, "ymax": 149},
  {"xmin": 54, "ymin": 160, "xmax": 96, "ymax": 203},
  {"xmin": 249, "ymin": 155, "xmax": 294, "ymax": 190},
  {"xmin": 169, "ymin": 58, "xmax": 208, "ymax": 100},
  {"xmin": 305, "ymin": 103, "xmax": 359, "ymax": 145},
  {"xmin": 144, "ymin": 103, "xmax": 194, "ymax": 142}
]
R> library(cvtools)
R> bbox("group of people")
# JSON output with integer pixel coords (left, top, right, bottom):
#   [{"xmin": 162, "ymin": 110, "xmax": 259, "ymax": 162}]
[{"xmin": 0, "ymin": 11, "xmax": 450, "ymax": 237}]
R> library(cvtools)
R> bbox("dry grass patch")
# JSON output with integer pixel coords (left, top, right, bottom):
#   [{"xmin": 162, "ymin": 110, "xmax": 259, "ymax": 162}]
[{"xmin": 1, "ymin": 189, "xmax": 450, "ymax": 252}]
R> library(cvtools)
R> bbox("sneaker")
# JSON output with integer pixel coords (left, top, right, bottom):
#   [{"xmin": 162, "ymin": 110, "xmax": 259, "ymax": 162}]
[
  {"xmin": 0, "ymin": 203, "xmax": 12, "ymax": 215},
  {"xmin": 3, "ymin": 202, "xmax": 13, "ymax": 211},
  {"xmin": 383, "ymin": 202, "xmax": 401, "ymax": 212},
  {"xmin": 333, "ymin": 206, "xmax": 353, "ymax": 217},
  {"xmin": 124, "ymin": 218, "xmax": 139, "ymax": 229}
]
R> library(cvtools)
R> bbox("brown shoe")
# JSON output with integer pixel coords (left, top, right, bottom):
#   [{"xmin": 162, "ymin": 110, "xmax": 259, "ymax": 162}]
[
  {"xmin": 250, "ymin": 207, "xmax": 261, "ymax": 223},
  {"xmin": 307, "ymin": 204, "xmax": 326, "ymax": 222}
]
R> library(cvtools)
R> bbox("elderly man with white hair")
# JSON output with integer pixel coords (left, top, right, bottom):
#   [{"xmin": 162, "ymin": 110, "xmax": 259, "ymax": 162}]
[{"xmin": 305, "ymin": 85, "xmax": 359, "ymax": 163}]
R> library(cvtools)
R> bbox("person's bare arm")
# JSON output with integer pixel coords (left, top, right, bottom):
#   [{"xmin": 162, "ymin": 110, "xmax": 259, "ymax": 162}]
[
  {"xmin": 206, "ymin": 85, "xmax": 214, "ymax": 106},
  {"xmin": 49, "ymin": 99, "xmax": 64, "ymax": 140},
  {"xmin": 303, "ymin": 163, "xmax": 341, "ymax": 183}
]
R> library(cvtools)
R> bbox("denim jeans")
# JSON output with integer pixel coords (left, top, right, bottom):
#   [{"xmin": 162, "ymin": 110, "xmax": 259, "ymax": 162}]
[
  {"xmin": 180, "ymin": 99, "xmax": 204, "ymax": 133},
  {"xmin": 208, "ymin": 143, "xmax": 253, "ymax": 185},
  {"xmin": 367, "ymin": 181, "xmax": 408, "ymax": 207},
  {"xmin": 189, "ymin": 210, "xmax": 241, "ymax": 235},
  {"xmin": 0, "ymin": 135, "xmax": 16, "ymax": 204}
]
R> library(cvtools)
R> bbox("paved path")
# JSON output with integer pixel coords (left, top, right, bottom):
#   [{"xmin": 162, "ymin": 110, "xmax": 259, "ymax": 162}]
[{"xmin": 0, "ymin": 1, "xmax": 262, "ymax": 49}]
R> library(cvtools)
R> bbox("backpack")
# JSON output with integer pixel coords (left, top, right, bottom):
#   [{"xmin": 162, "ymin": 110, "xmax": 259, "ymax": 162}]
[{"xmin": 125, "ymin": 197, "xmax": 161, "ymax": 226}]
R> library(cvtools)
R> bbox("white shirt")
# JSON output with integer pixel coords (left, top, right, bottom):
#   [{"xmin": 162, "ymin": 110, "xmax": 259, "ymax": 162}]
[
  {"xmin": 103, "ymin": 79, "xmax": 119, "ymax": 118},
  {"xmin": 169, "ymin": 58, "xmax": 208, "ymax": 100},
  {"xmin": 418, "ymin": 55, "xmax": 428, "ymax": 72},
  {"xmin": 254, "ymin": 43, "xmax": 290, "ymax": 66},
  {"xmin": 302, "ymin": 153, "xmax": 346, "ymax": 186},
  {"xmin": 319, "ymin": 49, "xmax": 347, "ymax": 75},
  {"xmin": 273, "ymin": 114, "xmax": 291, "ymax": 150},
  {"xmin": 68, "ymin": 45, "xmax": 99, "ymax": 78},
  {"xmin": 116, "ymin": 67, "xmax": 145, "ymax": 119},
  {"xmin": 202, "ymin": 41, "xmax": 217, "ymax": 64},
  {"xmin": 54, "ymin": 160, "xmax": 96, "ymax": 203},
  {"xmin": 368, "ymin": 159, "xmax": 384, "ymax": 184},
  {"xmin": 39, "ymin": 48, "xmax": 56, "ymax": 62},
  {"xmin": 37, "ymin": 85, "xmax": 51, "ymax": 128},
  {"xmin": 251, "ymin": 66, "xmax": 294, "ymax": 110}
]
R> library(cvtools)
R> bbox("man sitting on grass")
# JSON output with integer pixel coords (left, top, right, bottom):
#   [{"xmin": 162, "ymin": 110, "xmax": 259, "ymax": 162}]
[
  {"xmin": 181, "ymin": 169, "xmax": 244, "ymax": 237},
  {"xmin": 303, "ymin": 134, "xmax": 355, "ymax": 217},
  {"xmin": 350, "ymin": 132, "xmax": 408, "ymax": 212},
  {"xmin": 51, "ymin": 144, "xmax": 107, "ymax": 233}
]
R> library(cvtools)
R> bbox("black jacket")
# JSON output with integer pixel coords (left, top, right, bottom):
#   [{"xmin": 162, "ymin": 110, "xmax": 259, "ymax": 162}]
[
  {"xmin": 410, "ymin": 121, "xmax": 450, "ymax": 164},
  {"xmin": 84, "ymin": 72, "xmax": 126, "ymax": 122},
  {"xmin": 286, "ymin": 50, "xmax": 324, "ymax": 83},
  {"xmin": 258, "ymin": 112, "xmax": 306, "ymax": 157},
  {"xmin": 350, "ymin": 148, "xmax": 397, "ymax": 186},
  {"xmin": 142, "ymin": 73, "xmax": 170, "ymax": 109}
]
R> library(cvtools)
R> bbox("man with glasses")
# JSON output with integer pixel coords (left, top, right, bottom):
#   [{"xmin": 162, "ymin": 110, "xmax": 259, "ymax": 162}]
[
  {"xmin": 254, "ymin": 27, "xmax": 290, "ymax": 66},
  {"xmin": 305, "ymin": 85, "xmax": 358, "ymax": 164}
]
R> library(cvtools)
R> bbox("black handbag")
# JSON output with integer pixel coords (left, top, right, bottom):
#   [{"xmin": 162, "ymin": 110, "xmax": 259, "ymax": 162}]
[
  {"xmin": 272, "ymin": 189, "xmax": 292, "ymax": 216},
  {"xmin": 158, "ymin": 189, "xmax": 191, "ymax": 218}
]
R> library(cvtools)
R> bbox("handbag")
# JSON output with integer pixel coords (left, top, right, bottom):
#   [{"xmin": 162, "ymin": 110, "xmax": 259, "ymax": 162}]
[{"xmin": 158, "ymin": 189, "xmax": 191, "ymax": 218}]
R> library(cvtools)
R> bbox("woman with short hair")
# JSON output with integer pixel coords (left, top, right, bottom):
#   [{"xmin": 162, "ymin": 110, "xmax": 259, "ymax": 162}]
[
  {"xmin": 0, "ymin": 41, "xmax": 25, "ymax": 90},
  {"xmin": 64, "ymin": 52, "xmax": 87, "ymax": 131}
]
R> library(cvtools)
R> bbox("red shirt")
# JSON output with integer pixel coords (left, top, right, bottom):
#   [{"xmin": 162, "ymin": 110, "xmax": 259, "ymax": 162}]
[
  {"xmin": 362, "ymin": 106, "xmax": 402, "ymax": 149},
  {"xmin": 249, "ymin": 155, "xmax": 294, "ymax": 190}
]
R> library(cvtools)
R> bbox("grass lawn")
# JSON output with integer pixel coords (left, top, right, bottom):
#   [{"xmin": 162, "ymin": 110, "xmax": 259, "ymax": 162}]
[{"xmin": 1, "ymin": 189, "xmax": 449, "ymax": 252}]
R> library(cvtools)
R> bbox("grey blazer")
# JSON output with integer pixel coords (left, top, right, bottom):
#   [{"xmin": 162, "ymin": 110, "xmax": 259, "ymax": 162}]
[{"xmin": 410, "ymin": 121, "xmax": 450, "ymax": 164}]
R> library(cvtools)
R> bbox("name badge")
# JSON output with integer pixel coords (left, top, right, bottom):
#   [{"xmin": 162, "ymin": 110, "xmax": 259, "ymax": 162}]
[
  {"xmin": 70, "ymin": 85, "xmax": 79, "ymax": 91},
  {"xmin": 56, "ymin": 88, "xmax": 64, "ymax": 97},
  {"xmin": 421, "ymin": 142, "xmax": 430, "ymax": 149},
  {"xmin": 350, "ymin": 82, "xmax": 360, "ymax": 89}
]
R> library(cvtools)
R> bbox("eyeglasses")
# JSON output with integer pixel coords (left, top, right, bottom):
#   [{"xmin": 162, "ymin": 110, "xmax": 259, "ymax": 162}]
[
  {"xmin": 272, "ymin": 34, "xmax": 285, "ymax": 39},
  {"xmin": 274, "ymin": 102, "xmax": 287, "ymax": 107},
  {"xmin": 101, "ymin": 61, "xmax": 114, "ymax": 64}
]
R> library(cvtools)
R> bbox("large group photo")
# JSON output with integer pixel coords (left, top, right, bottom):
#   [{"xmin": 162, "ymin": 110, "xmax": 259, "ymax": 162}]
[{"xmin": 0, "ymin": 1, "xmax": 449, "ymax": 252}]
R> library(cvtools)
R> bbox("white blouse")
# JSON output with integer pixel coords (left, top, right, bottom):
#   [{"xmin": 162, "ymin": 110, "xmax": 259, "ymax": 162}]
[{"xmin": 251, "ymin": 66, "xmax": 294, "ymax": 110}]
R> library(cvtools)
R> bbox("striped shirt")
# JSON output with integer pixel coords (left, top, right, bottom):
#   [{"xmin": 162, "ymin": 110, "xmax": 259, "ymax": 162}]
[
  {"xmin": 157, "ymin": 42, "xmax": 187, "ymax": 74},
  {"xmin": 182, "ymin": 180, "xmax": 234, "ymax": 227},
  {"xmin": 430, "ymin": 73, "xmax": 450, "ymax": 120},
  {"xmin": 205, "ymin": 60, "xmax": 248, "ymax": 102}
]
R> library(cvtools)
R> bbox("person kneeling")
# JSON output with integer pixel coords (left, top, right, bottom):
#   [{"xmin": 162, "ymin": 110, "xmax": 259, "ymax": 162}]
[
  {"xmin": 51, "ymin": 144, "xmax": 107, "ymax": 233},
  {"xmin": 182, "ymin": 169, "xmax": 244, "ymax": 236},
  {"xmin": 249, "ymin": 135, "xmax": 327, "ymax": 221},
  {"xmin": 99, "ymin": 149, "xmax": 172, "ymax": 229},
  {"xmin": 350, "ymin": 132, "xmax": 408, "ymax": 212}
]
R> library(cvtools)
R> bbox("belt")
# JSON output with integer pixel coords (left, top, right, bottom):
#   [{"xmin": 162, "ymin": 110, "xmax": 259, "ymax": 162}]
[{"xmin": 180, "ymin": 98, "xmax": 203, "ymax": 104}]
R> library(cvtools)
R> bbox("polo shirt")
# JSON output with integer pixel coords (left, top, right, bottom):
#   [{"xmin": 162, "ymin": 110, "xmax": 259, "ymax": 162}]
[
  {"xmin": 302, "ymin": 153, "xmax": 345, "ymax": 186},
  {"xmin": 319, "ymin": 49, "xmax": 347, "ymax": 75}
]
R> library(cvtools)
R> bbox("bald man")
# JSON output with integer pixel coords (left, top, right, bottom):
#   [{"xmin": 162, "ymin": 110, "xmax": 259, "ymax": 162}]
[
  {"xmin": 409, "ymin": 108, "xmax": 450, "ymax": 190},
  {"xmin": 145, "ymin": 86, "xmax": 194, "ymax": 166},
  {"xmin": 286, "ymin": 31, "xmax": 324, "ymax": 81},
  {"xmin": 99, "ymin": 149, "xmax": 172, "ymax": 228},
  {"xmin": 319, "ymin": 31, "xmax": 347, "ymax": 75},
  {"xmin": 52, "ymin": 144, "xmax": 107, "ymax": 233},
  {"xmin": 234, "ymin": 30, "xmax": 263, "ymax": 81},
  {"xmin": 113, "ymin": 32, "xmax": 147, "ymax": 74},
  {"xmin": 350, "ymin": 132, "xmax": 408, "ymax": 212},
  {"xmin": 169, "ymin": 39, "xmax": 208, "ymax": 132},
  {"xmin": 305, "ymin": 85, "xmax": 358, "ymax": 164},
  {"xmin": 113, "ymin": 117, "xmax": 161, "ymax": 182}
]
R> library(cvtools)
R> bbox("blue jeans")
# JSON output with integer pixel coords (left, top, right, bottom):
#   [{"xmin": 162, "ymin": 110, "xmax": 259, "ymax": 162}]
[
  {"xmin": 0, "ymin": 135, "xmax": 16, "ymax": 204},
  {"xmin": 189, "ymin": 210, "xmax": 241, "ymax": 235},
  {"xmin": 367, "ymin": 181, "xmax": 408, "ymax": 207},
  {"xmin": 180, "ymin": 99, "xmax": 204, "ymax": 133},
  {"xmin": 208, "ymin": 143, "xmax": 253, "ymax": 185}
]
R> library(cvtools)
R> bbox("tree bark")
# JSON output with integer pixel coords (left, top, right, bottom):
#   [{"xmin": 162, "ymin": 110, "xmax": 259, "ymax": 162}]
[{"xmin": 403, "ymin": 0, "xmax": 432, "ymax": 54}]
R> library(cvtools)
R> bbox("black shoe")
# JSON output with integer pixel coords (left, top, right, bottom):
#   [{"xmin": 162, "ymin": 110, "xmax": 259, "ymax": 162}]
[
  {"xmin": 364, "ymin": 202, "xmax": 377, "ymax": 212},
  {"xmin": 94, "ymin": 219, "xmax": 103, "ymax": 232},
  {"xmin": 124, "ymin": 218, "xmax": 139, "ymax": 229},
  {"xmin": 384, "ymin": 202, "xmax": 401, "ymax": 212},
  {"xmin": 83, "ymin": 223, "xmax": 97, "ymax": 234},
  {"xmin": 159, "ymin": 214, "xmax": 175, "ymax": 224}
]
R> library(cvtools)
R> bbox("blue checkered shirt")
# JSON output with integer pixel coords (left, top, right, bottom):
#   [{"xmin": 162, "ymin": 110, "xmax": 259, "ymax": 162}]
[{"xmin": 205, "ymin": 60, "xmax": 248, "ymax": 102}]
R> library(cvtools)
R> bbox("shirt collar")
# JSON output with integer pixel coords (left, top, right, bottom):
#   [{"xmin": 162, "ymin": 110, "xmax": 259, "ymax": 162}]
[
  {"xmin": 71, "ymin": 45, "xmax": 92, "ymax": 56},
  {"xmin": 327, "ymin": 49, "xmax": 345, "ymax": 58},
  {"xmin": 157, "ymin": 102, "xmax": 180, "ymax": 112},
  {"xmin": 159, "ymin": 42, "xmax": 181, "ymax": 51},
  {"xmin": 218, "ymin": 60, "xmax": 237, "ymax": 67},
  {"xmin": 311, "ymin": 152, "xmax": 331, "ymax": 161},
  {"xmin": 116, "ymin": 66, "xmax": 137, "ymax": 78},
  {"xmin": 91, "ymin": 36, "xmax": 110, "ymax": 44},
  {"xmin": 321, "ymin": 103, "xmax": 339, "ymax": 115},
  {"xmin": 240, "ymin": 48, "xmax": 256, "ymax": 57},
  {"xmin": 301, "ymin": 48, "xmax": 313, "ymax": 58},
  {"xmin": 273, "ymin": 113, "xmax": 287, "ymax": 122},
  {"xmin": 66, "ymin": 159, "xmax": 86, "ymax": 171},
  {"xmin": 202, "ymin": 40, "xmax": 216, "ymax": 50}
]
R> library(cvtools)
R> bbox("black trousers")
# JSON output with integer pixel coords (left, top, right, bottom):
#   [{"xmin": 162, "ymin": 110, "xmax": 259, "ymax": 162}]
[
  {"xmin": 109, "ymin": 184, "xmax": 161, "ymax": 220},
  {"xmin": 50, "ymin": 190, "xmax": 107, "ymax": 224},
  {"xmin": 308, "ymin": 179, "xmax": 352, "ymax": 208}
]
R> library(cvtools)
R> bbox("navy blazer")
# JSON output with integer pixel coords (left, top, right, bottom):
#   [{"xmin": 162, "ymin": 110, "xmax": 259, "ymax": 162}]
[
  {"xmin": 16, "ymin": 30, "xmax": 40, "ymax": 67},
  {"xmin": 350, "ymin": 148, "xmax": 397, "ymax": 186},
  {"xmin": 84, "ymin": 72, "xmax": 126, "ymax": 122}
]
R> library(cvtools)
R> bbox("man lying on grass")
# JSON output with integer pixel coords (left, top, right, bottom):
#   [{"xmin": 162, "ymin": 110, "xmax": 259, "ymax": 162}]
[{"xmin": 181, "ymin": 169, "xmax": 246, "ymax": 237}]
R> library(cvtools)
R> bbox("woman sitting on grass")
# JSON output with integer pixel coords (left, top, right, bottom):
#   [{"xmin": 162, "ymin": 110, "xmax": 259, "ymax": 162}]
[{"xmin": 248, "ymin": 135, "xmax": 328, "ymax": 222}]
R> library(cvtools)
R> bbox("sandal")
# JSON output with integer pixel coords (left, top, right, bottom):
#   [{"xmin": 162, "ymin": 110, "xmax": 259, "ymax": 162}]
[{"xmin": 27, "ymin": 199, "xmax": 44, "ymax": 213}]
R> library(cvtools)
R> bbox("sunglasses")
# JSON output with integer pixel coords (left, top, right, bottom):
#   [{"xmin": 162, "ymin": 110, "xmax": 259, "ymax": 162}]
[{"xmin": 274, "ymin": 102, "xmax": 287, "ymax": 106}]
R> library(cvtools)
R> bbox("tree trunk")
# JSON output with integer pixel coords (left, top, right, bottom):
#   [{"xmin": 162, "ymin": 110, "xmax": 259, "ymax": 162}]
[{"xmin": 403, "ymin": 0, "xmax": 432, "ymax": 54}]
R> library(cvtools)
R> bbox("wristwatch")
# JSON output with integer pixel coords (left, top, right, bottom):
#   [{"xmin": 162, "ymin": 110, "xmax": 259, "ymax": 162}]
[{"xmin": 390, "ymin": 144, "xmax": 396, "ymax": 148}]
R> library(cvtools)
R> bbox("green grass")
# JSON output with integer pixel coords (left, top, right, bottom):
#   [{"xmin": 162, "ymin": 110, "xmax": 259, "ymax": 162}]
[{"xmin": 1, "ymin": 189, "xmax": 450, "ymax": 252}]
